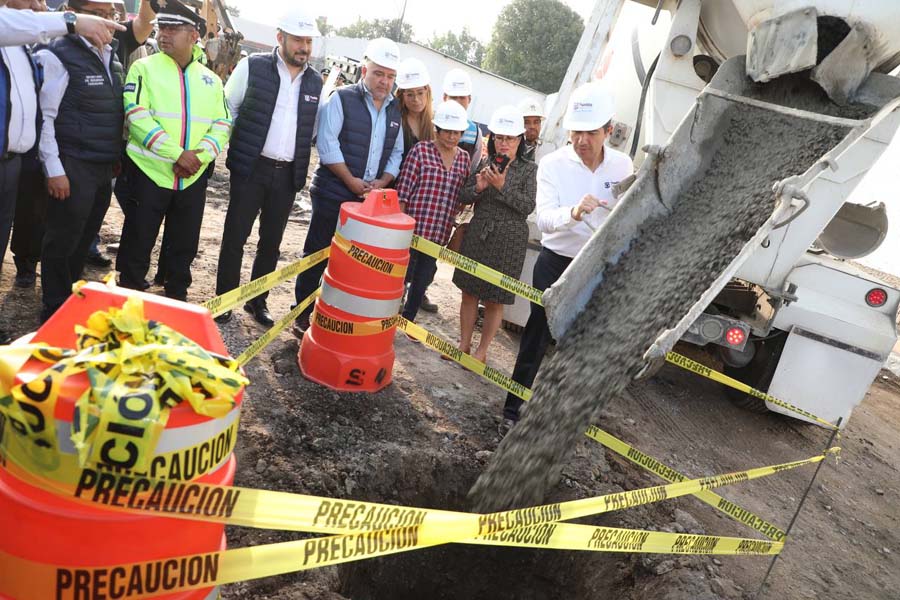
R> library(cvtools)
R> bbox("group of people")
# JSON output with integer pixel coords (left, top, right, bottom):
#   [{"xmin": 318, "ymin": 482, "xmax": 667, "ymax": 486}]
[{"xmin": 0, "ymin": 2, "xmax": 634, "ymax": 434}]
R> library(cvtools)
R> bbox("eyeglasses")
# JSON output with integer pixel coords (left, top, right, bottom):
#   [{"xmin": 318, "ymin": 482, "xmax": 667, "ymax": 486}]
[
  {"xmin": 493, "ymin": 135, "xmax": 518, "ymax": 143},
  {"xmin": 76, "ymin": 7, "xmax": 119, "ymax": 20}
]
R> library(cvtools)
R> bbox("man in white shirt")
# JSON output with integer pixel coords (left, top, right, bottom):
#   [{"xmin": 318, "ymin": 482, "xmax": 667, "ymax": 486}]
[
  {"xmin": 214, "ymin": 7, "xmax": 322, "ymax": 326},
  {"xmin": 500, "ymin": 81, "xmax": 634, "ymax": 434}
]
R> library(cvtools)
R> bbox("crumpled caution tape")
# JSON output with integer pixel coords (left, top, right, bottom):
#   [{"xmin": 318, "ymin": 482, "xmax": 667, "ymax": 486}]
[{"xmin": 0, "ymin": 297, "xmax": 247, "ymax": 474}]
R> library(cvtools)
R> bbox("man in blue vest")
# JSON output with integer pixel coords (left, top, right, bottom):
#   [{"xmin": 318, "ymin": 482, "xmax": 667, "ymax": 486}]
[
  {"xmin": 35, "ymin": 0, "xmax": 125, "ymax": 322},
  {"xmin": 291, "ymin": 36, "xmax": 404, "ymax": 336},
  {"xmin": 214, "ymin": 6, "xmax": 322, "ymax": 326}
]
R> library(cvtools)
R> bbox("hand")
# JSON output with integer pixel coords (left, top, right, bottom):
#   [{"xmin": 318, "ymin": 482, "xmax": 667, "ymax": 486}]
[
  {"xmin": 74, "ymin": 14, "xmax": 126, "ymax": 48},
  {"xmin": 571, "ymin": 194, "xmax": 608, "ymax": 221},
  {"xmin": 47, "ymin": 175, "xmax": 70, "ymax": 200},
  {"xmin": 482, "ymin": 165, "xmax": 507, "ymax": 192},
  {"xmin": 474, "ymin": 171, "xmax": 488, "ymax": 193},
  {"xmin": 175, "ymin": 150, "xmax": 202, "ymax": 178},
  {"xmin": 347, "ymin": 177, "xmax": 372, "ymax": 198},
  {"xmin": 367, "ymin": 176, "xmax": 390, "ymax": 190}
]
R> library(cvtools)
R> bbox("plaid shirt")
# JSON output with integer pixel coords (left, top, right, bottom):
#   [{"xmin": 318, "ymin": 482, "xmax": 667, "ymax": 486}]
[{"xmin": 396, "ymin": 140, "xmax": 471, "ymax": 244}]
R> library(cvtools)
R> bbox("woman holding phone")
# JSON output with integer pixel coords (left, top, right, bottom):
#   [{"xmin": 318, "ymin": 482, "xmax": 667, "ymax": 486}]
[{"xmin": 452, "ymin": 105, "xmax": 536, "ymax": 364}]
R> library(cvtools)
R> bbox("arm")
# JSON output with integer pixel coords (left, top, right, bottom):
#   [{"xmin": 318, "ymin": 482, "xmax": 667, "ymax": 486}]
[
  {"xmin": 493, "ymin": 162, "xmax": 537, "ymax": 217},
  {"xmin": 535, "ymin": 161, "xmax": 579, "ymax": 233},
  {"xmin": 457, "ymin": 160, "xmax": 483, "ymax": 206},
  {"xmin": 0, "ymin": 10, "xmax": 66, "ymax": 46},
  {"xmin": 394, "ymin": 146, "xmax": 420, "ymax": 210},
  {"xmin": 123, "ymin": 60, "xmax": 187, "ymax": 162},
  {"xmin": 193, "ymin": 79, "xmax": 232, "ymax": 166},
  {"xmin": 130, "ymin": 0, "xmax": 156, "ymax": 45},
  {"xmin": 223, "ymin": 57, "xmax": 249, "ymax": 119},
  {"xmin": 36, "ymin": 50, "xmax": 70, "ymax": 198},
  {"xmin": 317, "ymin": 95, "xmax": 370, "ymax": 197}
]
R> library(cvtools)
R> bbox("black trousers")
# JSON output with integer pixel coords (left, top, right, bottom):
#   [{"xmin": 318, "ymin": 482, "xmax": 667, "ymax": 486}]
[
  {"xmin": 0, "ymin": 153, "xmax": 22, "ymax": 274},
  {"xmin": 293, "ymin": 194, "xmax": 344, "ymax": 320},
  {"xmin": 503, "ymin": 247, "xmax": 573, "ymax": 421},
  {"xmin": 11, "ymin": 151, "xmax": 47, "ymax": 277},
  {"xmin": 117, "ymin": 168, "xmax": 207, "ymax": 301},
  {"xmin": 41, "ymin": 156, "xmax": 113, "ymax": 314},
  {"xmin": 401, "ymin": 249, "xmax": 437, "ymax": 321},
  {"xmin": 216, "ymin": 160, "xmax": 295, "ymax": 304}
]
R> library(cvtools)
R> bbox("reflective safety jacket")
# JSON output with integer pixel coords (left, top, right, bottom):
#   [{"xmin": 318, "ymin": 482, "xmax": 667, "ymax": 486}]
[{"xmin": 123, "ymin": 45, "xmax": 231, "ymax": 190}]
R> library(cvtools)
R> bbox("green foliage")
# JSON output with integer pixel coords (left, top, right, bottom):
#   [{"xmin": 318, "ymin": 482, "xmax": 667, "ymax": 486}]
[
  {"xmin": 335, "ymin": 18, "xmax": 414, "ymax": 44},
  {"xmin": 483, "ymin": 0, "xmax": 584, "ymax": 93},
  {"xmin": 316, "ymin": 17, "xmax": 333, "ymax": 37},
  {"xmin": 428, "ymin": 27, "xmax": 485, "ymax": 67}
]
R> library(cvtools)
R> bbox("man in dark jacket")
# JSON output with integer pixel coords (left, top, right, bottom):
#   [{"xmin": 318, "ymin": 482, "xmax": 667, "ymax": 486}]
[
  {"xmin": 291, "ymin": 37, "xmax": 404, "ymax": 336},
  {"xmin": 35, "ymin": 0, "xmax": 125, "ymax": 322},
  {"xmin": 215, "ymin": 7, "xmax": 322, "ymax": 325}
]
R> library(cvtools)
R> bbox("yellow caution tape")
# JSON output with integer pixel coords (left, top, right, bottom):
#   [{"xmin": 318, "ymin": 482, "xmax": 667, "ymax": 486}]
[
  {"xmin": 411, "ymin": 235, "xmax": 544, "ymax": 305},
  {"xmin": 310, "ymin": 310, "xmax": 401, "ymax": 337},
  {"xmin": 333, "ymin": 231, "xmax": 407, "ymax": 278},
  {"xmin": 202, "ymin": 248, "xmax": 330, "ymax": 317},
  {"xmin": 585, "ymin": 425, "xmax": 787, "ymax": 542},
  {"xmin": 235, "ymin": 289, "xmax": 319, "ymax": 366},
  {"xmin": 664, "ymin": 352, "xmax": 839, "ymax": 430}
]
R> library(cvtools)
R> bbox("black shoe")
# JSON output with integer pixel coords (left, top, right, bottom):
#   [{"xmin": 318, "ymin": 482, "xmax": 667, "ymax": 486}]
[
  {"xmin": 244, "ymin": 302, "xmax": 274, "ymax": 326},
  {"xmin": 14, "ymin": 272, "xmax": 36, "ymax": 288},
  {"xmin": 152, "ymin": 272, "xmax": 165, "ymax": 286},
  {"xmin": 0, "ymin": 329, "xmax": 11, "ymax": 345},
  {"xmin": 420, "ymin": 294, "xmax": 438, "ymax": 313},
  {"xmin": 214, "ymin": 310, "xmax": 233, "ymax": 324},
  {"xmin": 291, "ymin": 317, "xmax": 310, "ymax": 338},
  {"xmin": 140, "ymin": 279, "xmax": 151, "ymax": 290},
  {"xmin": 85, "ymin": 252, "xmax": 113, "ymax": 268}
]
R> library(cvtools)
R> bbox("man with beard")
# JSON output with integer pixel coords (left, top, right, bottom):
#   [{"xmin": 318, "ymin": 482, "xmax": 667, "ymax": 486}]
[
  {"xmin": 213, "ymin": 6, "xmax": 322, "ymax": 325},
  {"xmin": 291, "ymin": 37, "xmax": 403, "ymax": 336}
]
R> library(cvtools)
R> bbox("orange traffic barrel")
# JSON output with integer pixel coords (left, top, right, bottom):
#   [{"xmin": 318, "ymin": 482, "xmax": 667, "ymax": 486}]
[
  {"xmin": 299, "ymin": 189, "xmax": 414, "ymax": 392},
  {"xmin": 0, "ymin": 283, "xmax": 243, "ymax": 600}
]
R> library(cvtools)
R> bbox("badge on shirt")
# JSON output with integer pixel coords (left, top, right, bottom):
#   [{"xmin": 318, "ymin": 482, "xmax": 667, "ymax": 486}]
[
  {"xmin": 84, "ymin": 74, "xmax": 105, "ymax": 87},
  {"xmin": 390, "ymin": 121, "xmax": 400, "ymax": 128},
  {"xmin": 201, "ymin": 74, "xmax": 215, "ymax": 86},
  {"xmin": 124, "ymin": 82, "xmax": 136, "ymax": 93},
  {"xmin": 303, "ymin": 94, "xmax": 318, "ymax": 103},
  {"xmin": 604, "ymin": 180, "xmax": 621, "ymax": 189}
]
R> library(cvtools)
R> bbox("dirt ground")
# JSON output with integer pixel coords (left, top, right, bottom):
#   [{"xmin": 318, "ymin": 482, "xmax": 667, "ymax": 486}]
[{"xmin": 1, "ymin": 152, "xmax": 897, "ymax": 599}]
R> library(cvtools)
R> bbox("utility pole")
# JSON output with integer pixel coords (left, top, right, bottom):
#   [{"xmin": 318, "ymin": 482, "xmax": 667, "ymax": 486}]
[{"xmin": 396, "ymin": 0, "xmax": 408, "ymax": 42}]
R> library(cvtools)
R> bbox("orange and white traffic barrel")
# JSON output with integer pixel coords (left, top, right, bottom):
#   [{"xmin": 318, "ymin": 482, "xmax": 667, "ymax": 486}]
[
  {"xmin": 299, "ymin": 189, "xmax": 414, "ymax": 392},
  {"xmin": 0, "ymin": 283, "xmax": 244, "ymax": 600}
]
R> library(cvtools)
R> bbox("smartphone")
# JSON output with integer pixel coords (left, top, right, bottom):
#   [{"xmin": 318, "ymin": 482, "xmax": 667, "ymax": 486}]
[{"xmin": 489, "ymin": 153, "xmax": 511, "ymax": 174}]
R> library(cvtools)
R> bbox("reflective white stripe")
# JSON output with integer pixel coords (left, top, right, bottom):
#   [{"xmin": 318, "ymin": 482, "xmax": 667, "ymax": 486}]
[
  {"xmin": 150, "ymin": 110, "xmax": 214, "ymax": 125},
  {"xmin": 127, "ymin": 142, "xmax": 175, "ymax": 164},
  {"xmin": 336, "ymin": 216, "xmax": 413, "ymax": 251},
  {"xmin": 199, "ymin": 138, "xmax": 220, "ymax": 157},
  {"xmin": 321, "ymin": 281, "xmax": 402, "ymax": 319}
]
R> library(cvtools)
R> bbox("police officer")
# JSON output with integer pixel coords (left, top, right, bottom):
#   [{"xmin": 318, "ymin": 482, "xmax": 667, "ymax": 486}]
[
  {"xmin": 291, "ymin": 37, "xmax": 403, "ymax": 336},
  {"xmin": 35, "ymin": 0, "xmax": 126, "ymax": 322},
  {"xmin": 116, "ymin": 10, "xmax": 231, "ymax": 301},
  {"xmin": 519, "ymin": 97, "xmax": 544, "ymax": 162},
  {"xmin": 214, "ymin": 6, "xmax": 322, "ymax": 325}
]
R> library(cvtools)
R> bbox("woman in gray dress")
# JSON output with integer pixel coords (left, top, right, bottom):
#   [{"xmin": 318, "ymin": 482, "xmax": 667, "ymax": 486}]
[{"xmin": 452, "ymin": 106, "xmax": 537, "ymax": 363}]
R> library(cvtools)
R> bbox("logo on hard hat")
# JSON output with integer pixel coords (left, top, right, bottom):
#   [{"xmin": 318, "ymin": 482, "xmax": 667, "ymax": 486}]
[
  {"xmin": 386, "ymin": 51, "xmax": 399, "ymax": 60},
  {"xmin": 573, "ymin": 101, "xmax": 594, "ymax": 113},
  {"xmin": 499, "ymin": 118, "xmax": 514, "ymax": 126},
  {"xmin": 299, "ymin": 20, "xmax": 313, "ymax": 28}
]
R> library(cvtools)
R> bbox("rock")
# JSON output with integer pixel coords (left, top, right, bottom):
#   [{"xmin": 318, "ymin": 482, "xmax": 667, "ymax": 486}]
[
  {"xmin": 371, "ymin": 413, "xmax": 382, "ymax": 423},
  {"xmin": 874, "ymin": 488, "xmax": 885, "ymax": 495},
  {"xmin": 672, "ymin": 522, "xmax": 686, "ymax": 533},
  {"xmin": 674, "ymin": 508, "xmax": 703, "ymax": 534},
  {"xmin": 255, "ymin": 459, "xmax": 267, "ymax": 474},
  {"xmin": 273, "ymin": 358, "xmax": 296, "ymax": 375},
  {"xmin": 454, "ymin": 382, "xmax": 463, "ymax": 390},
  {"xmin": 654, "ymin": 560, "xmax": 675, "ymax": 575},
  {"xmin": 624, "ymin": 418, "xmax": 636, "ymax": 426},
  {"xmin": 712, "ymin": 558, "xmax": 723, "ymax": 566},
  {"xmin": 824, "ymin": 504, "xmax": 832, "ymax": 512},
  {"xmin": 884, "ymin": 547, "xmax": 892, "ymax": 554},
  {"xmin": 345, "ymin": 478, "xmax": 357, "ymax": 496},
  {"xmin": 475, "ymin": 450, "xmax": 493, "ymax": 461}
]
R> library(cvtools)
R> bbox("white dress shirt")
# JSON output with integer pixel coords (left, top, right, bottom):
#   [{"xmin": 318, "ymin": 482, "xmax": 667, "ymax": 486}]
[
  {"xmin": 0, "ymin": 8, "xmax": 66, "ymax": 47},
  {"xmin": 36, "ymin": 37, "xmax": 114, "ymax": 177},
  {"xmin": 1, "ymin": 44, "xmax": 38, "ymax": 154},
  {"xmin": 225, "ymin": 50, "xmax": 307, "ymax": 162},
  {"xmin": 536, "ymin": 144, "xmax": 634, "ymax": 257}
]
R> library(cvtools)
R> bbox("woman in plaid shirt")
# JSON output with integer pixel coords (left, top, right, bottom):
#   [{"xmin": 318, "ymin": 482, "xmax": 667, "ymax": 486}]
[{"xmin": 397, "ymin": 101, "xmax": 471, "ymax": 322}]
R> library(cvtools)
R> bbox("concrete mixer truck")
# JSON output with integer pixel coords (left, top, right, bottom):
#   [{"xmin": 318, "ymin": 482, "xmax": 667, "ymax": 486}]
[{"xmin": 535, "ymin": 0, "xmax": 900, "ymax": 428}]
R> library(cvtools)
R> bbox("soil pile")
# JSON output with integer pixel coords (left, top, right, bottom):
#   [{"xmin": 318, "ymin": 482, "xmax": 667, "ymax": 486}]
[{"xmin": 471, "ymin": 100, "xmax": 853, "ymax": 511}]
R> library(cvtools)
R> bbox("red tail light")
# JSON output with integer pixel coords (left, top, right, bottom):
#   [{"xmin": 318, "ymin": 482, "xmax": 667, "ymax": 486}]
[
  {"xmin": 866, "ymin": 288, "xmax": 887, "ymax": 307},
  {"xmin": 725, "ymin": 327, "xmax": 746, "ymax": 346}
]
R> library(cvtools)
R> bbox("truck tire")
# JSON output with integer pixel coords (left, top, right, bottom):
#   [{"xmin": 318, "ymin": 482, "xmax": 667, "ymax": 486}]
[{"xmin": 722, "ymin": 331, "xmax": 787, "ymax": 413}]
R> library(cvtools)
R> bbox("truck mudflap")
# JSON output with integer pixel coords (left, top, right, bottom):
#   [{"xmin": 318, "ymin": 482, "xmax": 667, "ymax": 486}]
[{"xmin": 543, "ymin": 56, "xmax": 900, "ymax": 367}]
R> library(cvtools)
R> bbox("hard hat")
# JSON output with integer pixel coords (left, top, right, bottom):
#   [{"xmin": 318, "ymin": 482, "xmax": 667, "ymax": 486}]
[
  {"xmin": 276, "ymin": 7, "xmax": 321, "ymax": 37},
  {"xmin": 364, "ymin": 37, "xmax": 400, "ymax": 70},
  {"xmin": 488, "ymin": 105, "xmax": 525, "ymax": 137},
  {"xmin": 397, "ymin": 57, "xmax": 430, "ymax": 89},
  {"xmin": 562, "ymin": 81, "xmax": 616, "ymax": 131},
  {"xmin": 433, "ymin": 100, "xmax": 470, "ymax": 131},
  {"xmin": 442, "ymin": 68, "xmax": 473, "ymax": 97},
  {"xmin": 519, "ymin": 97, "xmax": 544, "ymax": 118}
]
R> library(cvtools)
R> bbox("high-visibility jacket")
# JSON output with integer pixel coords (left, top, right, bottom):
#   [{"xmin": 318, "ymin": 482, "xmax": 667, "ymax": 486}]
[{"xmin": 123, "ymin": 45, "xmax": 231, "ymax": 190}]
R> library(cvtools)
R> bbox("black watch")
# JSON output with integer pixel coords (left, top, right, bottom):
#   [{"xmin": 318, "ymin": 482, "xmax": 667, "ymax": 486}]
[{"xmin": 64, "ymin": 11, "xmax": 77, "ymax": 35}]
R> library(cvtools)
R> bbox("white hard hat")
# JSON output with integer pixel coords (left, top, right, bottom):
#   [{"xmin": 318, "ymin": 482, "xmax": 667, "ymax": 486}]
[
  {"xmin": 397, "ymin": 58, "xmax": 430, "ymax": 90},
  {"xmin": 563, "ymin": 81, "xmax": 616, "ymax": 131},
  {"xmin": 519, "ymin": 97, "xmax": 544, "ymax": 118},
  {"xmin": 364, "ymin": 37, "xmax": 400, "ymax": 70},
  {"xmin": 442, "ymin": 68, "xmax": 473, "ymax": 97},
  {"xmin": 433, "ymin": 100, "xmax": 470, "ymax": 131},
  {"xmin": 488, "ymin": 105, "xmax": 525, "ymax": 137},
  {"xmin": 276, "ymin": 7, "xmax": 321, "ymax": 37}
]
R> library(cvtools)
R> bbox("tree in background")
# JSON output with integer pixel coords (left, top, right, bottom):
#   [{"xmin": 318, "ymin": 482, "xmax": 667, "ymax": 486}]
[
  {"xmin": 335, "ymin": 18, "xmax": 414, "ymax": 44},
  {"xmin": 316, "ymin": 16, "xmax": 333, "ymax": 37},
  {"xmin": 483, "ymin": 0, "xmax": 583, "ymax": 93},
  {"xmin": 428, "ymin": 27, "xmax": 485, "ymax": 67},
  {"xmin": 223, "ymin": 2, "xmax": 240, "ymax": 17}
]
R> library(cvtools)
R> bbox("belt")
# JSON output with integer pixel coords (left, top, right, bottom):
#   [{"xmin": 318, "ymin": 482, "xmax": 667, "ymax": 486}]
[{"xmin": 258, "ymin": 155, "xmax": 294, "ymax": 169}]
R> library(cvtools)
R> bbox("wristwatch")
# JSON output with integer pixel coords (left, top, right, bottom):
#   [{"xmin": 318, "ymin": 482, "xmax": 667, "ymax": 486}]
[{"xmin": 64, "ymin": 11, "xmax": 77, "ymax": 35}]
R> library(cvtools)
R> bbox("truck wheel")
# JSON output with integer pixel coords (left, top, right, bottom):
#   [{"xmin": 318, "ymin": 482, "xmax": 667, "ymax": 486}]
[{"xmin": 722, "ymin": 332, "xmax": 787, "ymax": 413}]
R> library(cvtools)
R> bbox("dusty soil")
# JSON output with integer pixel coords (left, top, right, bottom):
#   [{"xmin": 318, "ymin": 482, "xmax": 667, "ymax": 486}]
[{"xmin": 1, "ymin": 151, "xmax": 897, "ymax": 599}]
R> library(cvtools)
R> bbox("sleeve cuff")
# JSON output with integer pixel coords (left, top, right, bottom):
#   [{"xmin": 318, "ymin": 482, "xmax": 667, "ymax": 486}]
[
  {"xmin": 44, "ymin": 157, "xmax": 66, "ymax": 178},
  {"xmin": 318, "ymin": 150, "xmax": 345, "ymax": 165}
]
